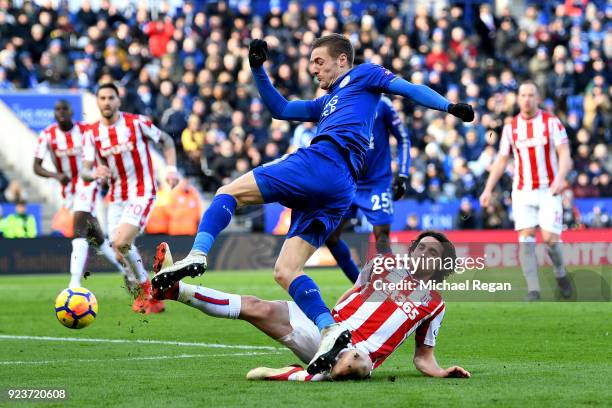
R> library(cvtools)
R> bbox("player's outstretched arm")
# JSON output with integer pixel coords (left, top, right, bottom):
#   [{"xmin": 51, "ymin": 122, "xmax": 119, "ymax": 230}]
[
  {"xmin": 249, "ymin": 39, "xmax": 321, "ymax": 122},
  {"xmin": 33, "ymin": 158, "xmax": 70, "ymax": 185},
  {"xmin": 384, "ymin": 78, "xmax": 474, "ymax": 122},
  {"xmin": 413, "ymin": 344, "xmax": 471, "ymax": 378}
]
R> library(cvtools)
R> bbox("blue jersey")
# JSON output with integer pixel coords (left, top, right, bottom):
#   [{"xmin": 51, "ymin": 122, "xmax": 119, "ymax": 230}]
[
  {"xmin": 303, "ymin": 63, "xmax": 397, "ymax": 178},
  {"xmin": 253, "ymin": 61, "xmax": 450, "ymax": 179},
  {"xmin": 360, "ymin": 96, "xmax": 411, "ymax": 187}
]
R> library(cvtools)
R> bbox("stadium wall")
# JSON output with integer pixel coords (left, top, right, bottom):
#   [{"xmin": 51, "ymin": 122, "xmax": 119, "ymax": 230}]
[{"xmin": 1, "ymin": 229, "xmax": 610, "ymax": 275}]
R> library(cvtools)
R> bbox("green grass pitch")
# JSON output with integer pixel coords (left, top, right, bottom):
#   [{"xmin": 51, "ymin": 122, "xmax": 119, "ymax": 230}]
[{"xmin": 0, "ymin": 268, "xmax": 610, "ymax": 407}]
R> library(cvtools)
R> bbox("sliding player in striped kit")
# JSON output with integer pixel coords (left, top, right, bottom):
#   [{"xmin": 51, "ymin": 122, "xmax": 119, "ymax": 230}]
[
  {"xmin": 33, "ymin": 99, "xmax": 126, "ymax": 289},
  {"xmin": 151, "ymin": 231, "xmax": 470, "ymax": 381},
  {"xmin": 81, "ymin": 83, "xmax": 179, "ymax": 314},
  {"xmin": 480, "ymin": 81, "xmax": 573, "ymax": 301}
]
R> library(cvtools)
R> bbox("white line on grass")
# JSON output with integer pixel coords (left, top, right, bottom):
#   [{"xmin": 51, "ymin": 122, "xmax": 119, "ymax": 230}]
[
  {"xmin": 0, "ymin": 335, "xmax": 283, "ymax": 350},
  {"xmin": 0, "ymin": 351, "xmax": 281, "ymax": 366}
]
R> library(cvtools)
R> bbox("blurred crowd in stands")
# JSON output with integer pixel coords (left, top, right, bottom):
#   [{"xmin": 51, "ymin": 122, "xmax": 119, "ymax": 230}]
[{"xmin": 0, "ymin": 0, "xmax": 610, "ymax": 234}]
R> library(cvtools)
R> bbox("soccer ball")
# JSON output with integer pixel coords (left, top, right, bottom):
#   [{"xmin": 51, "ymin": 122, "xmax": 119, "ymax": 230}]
[{"xmin": 54, "ymin": 287, "xmax": 98, "ymax": 329}]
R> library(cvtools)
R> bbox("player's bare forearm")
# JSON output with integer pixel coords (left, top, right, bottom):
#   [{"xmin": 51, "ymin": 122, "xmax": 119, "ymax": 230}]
[
  {"xmin": 484, "ymin": 155, "xmax": 509, "ymax": 193},
  {"xmin": 33, "ymin": 158, "xmax": 60, "ymax": 179},
  {"xmin": 158, "ymin": 132, "xmax": 179, "ymax": 187},
  {"xmin": 336, "ymin": 283, "xmax": 360, "ymax": 305},
  {"xmin": 159, "ymin": 132, "xmax": 177, "ymax": 167},
  {"xmin": 555, "ymin": 144, "xmax": 572, "ymax": 182},
  {"xmin": 81, "ymin": 160, "xmax": 95, "ymax": 182},
  {"xmin": 413, "ymin": 345, "xmax": 471, "ymax": 378},
  {"xmin": 413, "ymin": 345, "xmax": 446, "ymax": 377}
]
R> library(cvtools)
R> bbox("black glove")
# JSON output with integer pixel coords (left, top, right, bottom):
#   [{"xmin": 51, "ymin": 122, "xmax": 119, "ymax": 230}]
[
  {"xmin": 392, "ymin": 175, "xmax": 409, "ymax": 201},
  {"xmin": 448, "ymin": 103, "xmax": 475, "ymax": 122},
  {"xmin": 249, "ymin": 39, "xmax": 268, "ymax": 69}
]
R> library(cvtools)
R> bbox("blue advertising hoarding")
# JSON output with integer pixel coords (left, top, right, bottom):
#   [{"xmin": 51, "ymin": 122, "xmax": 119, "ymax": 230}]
[
  {"xmin": 0, "ymin": 91, "xmax": 83, "ymax": 133},
  {"xmin": 264, "ymin": 198, "xmax": 612, "ymax": 233}
]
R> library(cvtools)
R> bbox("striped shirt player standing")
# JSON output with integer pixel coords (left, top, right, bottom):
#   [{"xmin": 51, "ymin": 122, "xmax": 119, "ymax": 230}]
[
  {"xmin": 151, "ymin": 231, "xmax": 471, "ymax": 381},
  {"xmin": 81, "ymin": 83, "xmax": 179, "ymax": 314},
  {"xmin": 480, "ymin": 81, "xmax": 573, "ymax": 301},
  {"xmin": 33, "ymin": 99, "xmax": 126, "ymax": 289}
]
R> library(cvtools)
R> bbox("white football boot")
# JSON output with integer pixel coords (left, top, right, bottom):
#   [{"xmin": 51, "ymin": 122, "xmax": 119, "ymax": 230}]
[
  {"xmin": 151, "ymin": 249, "xmax": 207, "ymax": 291},
  {"xmin": 306, "ymin": 323, "xmax": 352, "ymax": 375}
]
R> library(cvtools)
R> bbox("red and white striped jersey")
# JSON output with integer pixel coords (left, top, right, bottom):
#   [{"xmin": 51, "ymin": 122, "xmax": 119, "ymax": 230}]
[
  {"xmin": 332, "ymin": 267, "xmax": 445, "ymax": 370},
  {"xmin": 499, "ymin": 110, "xmax": 568, "ymax": 191},
  {"xmin": 83, "ymin": 112, "xmax": 161, "ymax": 202},
  {"xmin": 34, "ymin": 122, "xmax": 91, "ymax": 198}
]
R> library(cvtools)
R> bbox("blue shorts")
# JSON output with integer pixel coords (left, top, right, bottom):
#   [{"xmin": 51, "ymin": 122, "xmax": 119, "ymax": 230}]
[
  {"xmin": 253, "ymin": 141, "xmax": 356, "ymax": 248},
  {"xmin": 343, "ymin": 181, "xmax": 393, "ymax": 226}
]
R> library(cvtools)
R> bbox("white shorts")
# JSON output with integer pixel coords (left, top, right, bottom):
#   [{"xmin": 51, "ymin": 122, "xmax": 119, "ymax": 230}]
[
  {"xmin": 277, "ymin": 301, "xmax": 321, "ymax": 364},
  {"xmin": 63, "ymin": 180, "xmax": 98, "ymax": 214},
  {"xmin": 512, "ymin": 188, "xmax": 563, "ymax": 234},
  {"xmin": 107, "ymin": 196, "xmax": 156, "ymax": 238}
]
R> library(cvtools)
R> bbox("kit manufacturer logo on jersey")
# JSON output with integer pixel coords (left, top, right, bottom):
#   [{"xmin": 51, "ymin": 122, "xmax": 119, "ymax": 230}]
[{"xmin": 339, "ymin": 75, "xmax": 351, "ymax": 88}]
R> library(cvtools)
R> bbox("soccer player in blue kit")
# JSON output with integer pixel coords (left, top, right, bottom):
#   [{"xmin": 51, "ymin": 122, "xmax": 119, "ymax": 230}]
[
  {"xmin": 326, "ymin": 96, "xmax": 411, "ymax": 283},
  {"xmin": 152, "ymin": 34, "xmax": 474, "ymax": 374}
]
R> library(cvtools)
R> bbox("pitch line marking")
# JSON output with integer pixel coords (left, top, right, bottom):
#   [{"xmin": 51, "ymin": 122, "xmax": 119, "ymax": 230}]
[
  {"xmin": 0, "ymin": 351, "xmax": 282, "ymax": 366},
  {"xmin": 0, "ymin": 334, "xmax": 284, "ymax": 351}
]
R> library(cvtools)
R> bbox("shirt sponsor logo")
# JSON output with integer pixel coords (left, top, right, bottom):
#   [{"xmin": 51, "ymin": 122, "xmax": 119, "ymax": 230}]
[
  {"xmin": 515, "ymin": 137, "xmax": 548, "ymax": 149},
  {"xmin": 100, "ymin": 141, "xmax": 135, "ymax": 157},
  {"xmin": 55, "ymin": 147, "xmax": 83, "ymax": 157}
]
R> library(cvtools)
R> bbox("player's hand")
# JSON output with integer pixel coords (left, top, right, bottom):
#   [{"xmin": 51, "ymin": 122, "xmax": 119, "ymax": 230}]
[
  {"xmin": 479, "ymin": 190, "xmax": 491, "ymax": 208},
  {"xmin": 94, "ymin": 165, "xmax": 112, "ymax": 182},
  {"xmin": 166, "ymin": 166, "xmax": 179, "ymax": 188},
  {"xmin": 549, "ymin": 177, "xmax": 566, "ymax": 196},
  {"xmin": 392, "ymin": 175, "xmax": 409, "ymax": 201},
  {"xmin": 448, "ymin": 103, "xmax": 475, "ymax": 122},
  {"xmin": 444, "ymin": 366, "xmax": 471, "ymax": 378},
  {"xmin": 55, "ymin": 173, "xmax": 71, "ymax": 185},
  {"xmin": 249, "ymin": 39, "xmax": 268, "ymax": 69}
]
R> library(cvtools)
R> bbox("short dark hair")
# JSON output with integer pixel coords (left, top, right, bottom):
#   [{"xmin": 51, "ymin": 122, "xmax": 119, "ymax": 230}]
[
  {"xmin": 312, "ymin": 34, "xmax": 354, "ymax": 66},
  {"xmin": 96, "ymin": 82, "xmax": 120, "ymax": 96},
  {"xmin": 408, "ymin": 230, "xmax": 457, "ymax": 281}
]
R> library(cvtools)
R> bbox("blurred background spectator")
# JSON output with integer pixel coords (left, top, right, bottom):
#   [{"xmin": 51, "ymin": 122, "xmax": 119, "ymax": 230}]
[{"xmin": 0, "ymin": 200, "xmax": 37, "ymax": 238}]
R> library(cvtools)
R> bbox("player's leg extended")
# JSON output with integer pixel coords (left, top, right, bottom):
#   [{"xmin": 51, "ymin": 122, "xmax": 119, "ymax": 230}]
[
  {"xmin": 518, "ymin": 228, "xmax": 540, "ymax": 301},
  {"xmin": 152, "ymin": 243, "xmax": 295, "ymax": 339},
  {"xmin": 541, "ymin": 229, "xmax": 572, "ymax": 299},
  {"xmin": 79, "ymin": 211, "xmax": 137, "ymax": 289},
  {"xmin": 325, "ymin": 219, "xmax": 360, "ymax": 283},
  {"xmin": 275, "ymin": 236, "xmax": 352, "ymax": 374},
  {"xmin": 152, "ymin": 171, "xmax": 264, "ymax": 289},
  {"xmin": 69, "ymin": 211, "xmax": 92, "ymax": 288},
  {"xmin": 112, "ymin": 222, "xmax": 164, "ymax": 313},
  {"xmin": 513, "ymin": 191, "xmax": 541, "ymax": 301},
  {"xmin": 539, "ymin": 192, "xmax": 572, "ymax": 299}
]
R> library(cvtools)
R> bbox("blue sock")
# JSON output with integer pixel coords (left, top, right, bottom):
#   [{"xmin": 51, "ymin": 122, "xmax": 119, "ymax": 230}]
[
  {"xmin": 288, "ymin": 275, "xmax": 335, "ymax": 331},
  {"xmin": 328, "ymin": 240, "xmax": 360, "ymax": 283},
  {"xmin": 192, "ymin": 194, "xmax": 237, "ymax": 254}
]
